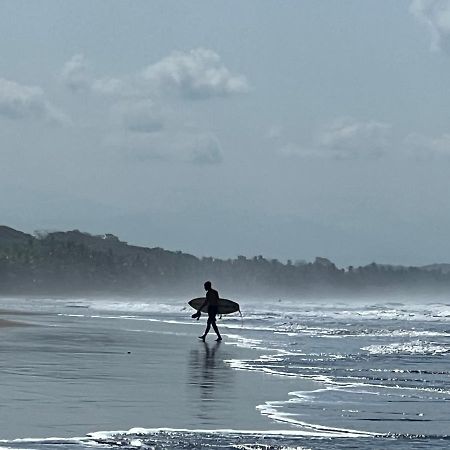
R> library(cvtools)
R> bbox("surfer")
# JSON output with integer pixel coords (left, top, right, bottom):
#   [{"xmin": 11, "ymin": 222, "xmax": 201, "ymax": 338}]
[{"xmin": 198, "ymin": 281, "xmax": 222, "ymax": 342}]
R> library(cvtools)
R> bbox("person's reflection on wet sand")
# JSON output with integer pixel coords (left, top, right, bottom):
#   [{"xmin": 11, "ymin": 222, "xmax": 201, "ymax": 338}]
[
  {"xmin": 188, "ymin": 341, "xmax": 233, "ymax": 423},
  {"xmin": 192, "ymin": 341, "xmax": 221, "ymax": 397},
  {"xmin": 204, "ymin": 339, "xmax": 219, "ymax": 359}
]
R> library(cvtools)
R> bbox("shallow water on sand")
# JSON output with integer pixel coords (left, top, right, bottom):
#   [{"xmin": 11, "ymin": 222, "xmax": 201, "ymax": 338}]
[{"xmin": 1, "ymin": 296, "xmax": 450, "ymax": 449}]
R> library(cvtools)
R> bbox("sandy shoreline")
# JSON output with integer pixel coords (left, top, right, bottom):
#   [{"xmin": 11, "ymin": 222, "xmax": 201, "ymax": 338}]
[
  {"xmin": 0, "ymin": 307, "xmax": 42, "ymax": 314},
  {"xmin": 0, "ymin": 305, "xmax": 310, "ymax": 439},
  {"xmin": 0, "ymin": 318, "xmax": 29, "ymax": 327},
  {"xmin": 0, "ymin": 308, "xmax": 36, "ymax": 327}
]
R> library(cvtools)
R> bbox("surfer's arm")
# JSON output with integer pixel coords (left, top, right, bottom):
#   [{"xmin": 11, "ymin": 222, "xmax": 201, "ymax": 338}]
[
  {"xmin": 198, "ymin": 298, "xmax": 208, "ymax": 312},
  {"xmin": 191, "ymin": 299, "xmax": 207, "ymax": 321}
]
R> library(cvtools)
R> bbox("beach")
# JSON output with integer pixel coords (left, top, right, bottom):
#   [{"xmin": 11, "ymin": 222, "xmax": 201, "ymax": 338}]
[
  {"xmin": 0, "ymin": 299, "xmax": 307, "ymax": 440},
  {"xmin": 1, "ymin": 296, "xmax": 449, "ymax": 449}
]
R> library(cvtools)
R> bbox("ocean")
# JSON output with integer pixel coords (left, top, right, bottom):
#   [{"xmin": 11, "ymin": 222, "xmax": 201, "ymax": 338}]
[{"xmin": 0, "ymin": 295, "xmax": 449, "ymax": 449}]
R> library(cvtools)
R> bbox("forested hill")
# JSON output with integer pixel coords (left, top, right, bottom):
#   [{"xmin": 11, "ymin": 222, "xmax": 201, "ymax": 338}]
[{"xmin": 0, "ymin": 225, "xmax": 449, "ymax": 297}]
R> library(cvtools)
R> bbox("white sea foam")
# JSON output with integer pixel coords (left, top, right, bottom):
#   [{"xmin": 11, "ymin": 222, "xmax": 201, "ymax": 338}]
[
  {"xmin": 255, "ymin": 301, "xmax": 450, "ymax": 324},
  {"xmin": 57, "ymin": 313, "xmax": 194, "ymax": 326},
  {"xmin": 361, "ymin": 339, "xmax": 450, "ymax": 355},
  {"xmin": 255, "ymin": 381, "xmax": 450, "ymax": 439},
  {"xmin": 225, "ymin": 353, "xmax": 333, "ymax": 383},
  {"xmin": 0, "ymin": 437, "xmax": 91, "ymax": 444},
  {"xmin": 276, "ymin": 323, "xmax": 450, "ymax": 338},
  {"xmin": 255, "ymin": 401, "xmax": 379, "ymax": 437},
  {"xmin": 4, "ymin": 296, "xmax": 450, "ymax": 322},
  {"xmin": 86, "ymin": 425, "xmax": 377, "ymax": 439},
  {"xmin": 223, "ymin": 334, "xmax": 273, "ymax": 351},
  {"xmin": 232, "ymin": 446, "xmax": 311, "ymax": 450},
  {"xmin": 367, "ymin": 329, "xmax": 450, "ymax": 337},
  {"xmin": 88, "ymin": 301, "xmax": 186, "ymax": 314},
  {"xmin": 57, "ymin": 312, "xmax": 274, "ymax": 334}
]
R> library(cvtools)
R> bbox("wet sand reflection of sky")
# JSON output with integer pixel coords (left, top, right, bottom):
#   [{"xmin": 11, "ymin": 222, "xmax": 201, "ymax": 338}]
[{"xmin": 187, "ymin": 341, "xmax": 235, "ymax": 424}]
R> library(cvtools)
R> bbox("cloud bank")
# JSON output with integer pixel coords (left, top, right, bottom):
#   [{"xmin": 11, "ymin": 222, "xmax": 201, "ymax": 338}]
[
  {"xmin": 273, "ymin": 116, "xmax": 450, "ymax": 161},
  {"xmin": 59, "ymin": 49, "xmax": 247, "ymax": 163},
  {"xmin": 61, "ymin": 48, "xmax": 249, "ymax": 100}
]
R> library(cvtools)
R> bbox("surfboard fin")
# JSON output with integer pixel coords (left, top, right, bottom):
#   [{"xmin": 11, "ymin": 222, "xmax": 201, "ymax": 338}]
[{"xmin": 191, "ymin": 311, "xmax": 201, "ymax": 320}]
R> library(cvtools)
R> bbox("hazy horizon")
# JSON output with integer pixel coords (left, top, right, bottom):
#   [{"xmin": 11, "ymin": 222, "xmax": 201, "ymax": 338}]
[{"xmin": 2, "ymin": 1, "xmax": 450, "ymax": 267}]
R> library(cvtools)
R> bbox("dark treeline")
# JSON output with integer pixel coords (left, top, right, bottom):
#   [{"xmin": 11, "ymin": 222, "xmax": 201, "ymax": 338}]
[{"xmin": 0, "ymin": 225, "xmax": 449, "ymax": 297}]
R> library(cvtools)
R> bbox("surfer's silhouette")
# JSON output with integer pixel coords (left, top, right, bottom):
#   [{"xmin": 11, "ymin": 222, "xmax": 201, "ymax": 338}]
[{"xmin": 197, "ymin": 281, "xmax": 222, "ymax": 342}]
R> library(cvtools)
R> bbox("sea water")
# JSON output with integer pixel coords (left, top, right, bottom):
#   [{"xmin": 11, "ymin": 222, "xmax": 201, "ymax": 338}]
[{"xmin": 0, "ymin": 296, "xmax": 449, "ymax": 449}]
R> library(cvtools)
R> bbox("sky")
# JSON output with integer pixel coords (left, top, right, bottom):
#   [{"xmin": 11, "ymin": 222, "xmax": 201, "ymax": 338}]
[{"xmin": 1, "ymin": 0, "xmax": 450, "ymax": 267}]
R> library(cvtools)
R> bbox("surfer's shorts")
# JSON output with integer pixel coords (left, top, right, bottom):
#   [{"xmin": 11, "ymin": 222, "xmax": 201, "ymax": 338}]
[{"xmin": 208, "ymin": 305, "xmax": 219, "ymax": 319}]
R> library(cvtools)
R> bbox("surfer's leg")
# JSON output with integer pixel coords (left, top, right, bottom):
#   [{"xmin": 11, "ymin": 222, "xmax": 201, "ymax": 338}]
[
  {"xmin": 198, "ymin": 326, "xmax": 208, "ymax": 341},
  {"xmin": 201, "ymin": 317, "xmax": 212, "ymax": 339},
  {"xmin": 211, "ymin": 317, "xmax": 222, "ymax": 340}
]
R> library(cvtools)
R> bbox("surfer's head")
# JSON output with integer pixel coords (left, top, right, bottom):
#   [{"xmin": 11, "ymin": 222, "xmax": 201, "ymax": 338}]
[{"xmin": 204, "ymin": 281, "xmax": 212, "ymax": 291}]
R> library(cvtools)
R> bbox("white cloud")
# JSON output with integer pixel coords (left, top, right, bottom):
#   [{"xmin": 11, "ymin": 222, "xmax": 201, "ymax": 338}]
[
  {"xmin": 61, "ymin": 48, "xmax": 249, "ymax": 102},
  {"xmin": 0, "ymin": 78, "xmax": 68, "ymax": 124},
  {"xmin": 410, "ymin": 0, "xmax": 450, "ymax": 51},
  {"xmin": 61, "ymin": 54, "xmax": 130, "ymax": 96},
  {"xmin": 141, "ymin": 48, "xmax": 249, "ymax": 99},
  {"xmin": 276, "ymin": 118, "xmax": 392, "ymax": 159}
]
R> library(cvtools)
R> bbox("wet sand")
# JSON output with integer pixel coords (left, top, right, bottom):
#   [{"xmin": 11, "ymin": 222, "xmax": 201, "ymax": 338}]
[
  {"xmin": 0, "ymin": 308, "xmax": 35, "ymax": 327},
  {"xmin": 0, "ymin": 318, "xmax": 28, "ymax": 327},
  {"xmin": 0, "ymin": 307, "xmax": 310, "ymax": 439}
]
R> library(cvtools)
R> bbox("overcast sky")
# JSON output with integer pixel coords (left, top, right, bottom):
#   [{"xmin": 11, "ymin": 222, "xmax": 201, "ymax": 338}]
[{"xmin": 2, "ymin": 0, "xmax": 450, "ymax": 267}]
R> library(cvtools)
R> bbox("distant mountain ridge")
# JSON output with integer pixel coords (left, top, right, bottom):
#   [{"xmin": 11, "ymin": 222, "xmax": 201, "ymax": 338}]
[
  {"xmin": 0, "ymin": 226, "xmax": 33, "ymax": 245},
  {"xmin": 0, "ymin": 225, "xmax": 449, "ymax": 296}
]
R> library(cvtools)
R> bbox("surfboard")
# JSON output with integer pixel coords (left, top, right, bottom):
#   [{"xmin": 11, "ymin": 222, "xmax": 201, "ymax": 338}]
[{"xmin": 188, "ymin": 297, "xmax": 240, "ymax": 315}]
